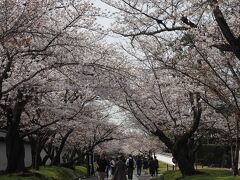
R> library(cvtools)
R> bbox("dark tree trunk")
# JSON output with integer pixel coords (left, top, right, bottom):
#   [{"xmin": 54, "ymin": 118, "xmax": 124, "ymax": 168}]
[
  {"xmin": 90, "ymin": 151, "xmax": 94, "ymax": 175},
  {"xmin": 43, "ymin": 137, "xmax": 56, "ymax": 165},
  {"xmin": 69, "ymin": 148, "xmax": 77, "ymax": 163},
  {"xmin": 86, "ymin": 152, "xmax": 90, "ymax": 176},
  {"xmin": 154, "ymin": 128, "xmax": 199, "ymax": 176},
  {"xmin": 230, "ymin": 143, "xmax": 239, "ymax": 176},
  {"xmin": 6, "ymin": 127, "xmax": 25, "ymax": 173},
  {"xmin": 5, "ymin": 90, "xmax": 28, "ymax": 173},
  {"xmin": 33, "ymin": 137, "xmax": 42, "ymax": 170},
  {"xmin": 29, "ymin": 136, "xmax": 41, "ymax": 169},
  {"xmin": 232, "ymin": 115, "xmax": 239, "ymax": 176},
  {"xmin": 76, "ymin": 151, "xmax": 85, "ymax": 165},
  {"xmin": 210, "ymin": 1, "xmax": 240, "ymax": 60},
  {"xmin": 42, "ymin": 154, "xmax": 50, "ymax": 166},
  {"xmin": 30, "ymin": 136, "xmax": 37, "ymax": 168},
  {"xmin": 232, "ymin": 149, "xmax": 239, "ymax": 176},
  {"xmin": 152, "ymin": 92, "xmax": 201, "ymax": 176},
  {"xmin": 85, "ymin": 150, "xmax": 94, "ymax": 176},
  {"xmin": 172, "ymin": 142, "xmax": 197, "ymax": 176},
  {"xmin": 52, "ymin": 129, "xmax": 73, "ymax": 165}
]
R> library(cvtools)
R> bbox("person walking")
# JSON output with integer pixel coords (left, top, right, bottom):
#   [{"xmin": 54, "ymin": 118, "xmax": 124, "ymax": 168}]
[
  {"xmin": 126, "ymin": 154, "xmax": 135, "ymax": 180},
  {"xmin": 136, "ymin": 156, "xmax": 143, "ymax": 176},
  {"xmin": 143, "ymin": 157, "xmax": 148, "ymax": 170},
  {"xmin": 148, "ymin": 157, "xmax": 155, "ymax": 177},
  {"xmin": 110, "ymin": 158, "xmax": 116, "ymax": 177},
  {"xmin": 112, "ymin": 156, "xmax": 127, "ymax": 180},
  {"xmin": 154, "ymin": 156, "xmax": 159, "ymax": 176},
  {"xmin": 96, "ymin": 154, "xmax": 108, "ymax": 180},
  {"xmin": 105, "ymin": 158, "xmax": 110, "ymax": 179}
]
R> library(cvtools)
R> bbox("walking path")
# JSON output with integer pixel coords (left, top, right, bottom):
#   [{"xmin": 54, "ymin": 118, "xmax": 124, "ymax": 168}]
[
  {"xmin": 85, "ymin": 173, "xmax": 154, "ymax": 180},
  {"xmin": 84, "ymin": 153, "xmax": 171, "ymax": 180},
  {"xmin": 155, "ymin": 153, "xmax": 175, "ymax": 165}
]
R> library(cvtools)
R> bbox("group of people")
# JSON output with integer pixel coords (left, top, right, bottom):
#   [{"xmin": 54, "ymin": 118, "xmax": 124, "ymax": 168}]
[
  {"xmin": 96, "ymin": 154, "xmax": 159, "ymax": 180},
  {"xmin": 136, "ymin": 155, "xmax": 159, "ymax": 177}
]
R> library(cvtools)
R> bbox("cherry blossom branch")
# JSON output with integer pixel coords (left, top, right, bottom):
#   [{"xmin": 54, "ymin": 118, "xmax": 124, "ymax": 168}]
[
  {"xmin": 151, "ymin": 65, "xmax": 177, "ymax": 125},
  {"xmin": 115, "ymin": 26, "xmax": 188, "ymax": 38},
  {"xmin": 210, "ymin": 0, "xmax": 240, "ymax": 60},
  {"xmin": 21, "ymin": 119, "xmax": 60, "ymax": 138},
  {"xmin": 193, "ymin": 44, "xmax": 240, "ymax": 112},
  {"xmin": 1, "ymin": 62, "xmax": 81, "ymax": 95}
]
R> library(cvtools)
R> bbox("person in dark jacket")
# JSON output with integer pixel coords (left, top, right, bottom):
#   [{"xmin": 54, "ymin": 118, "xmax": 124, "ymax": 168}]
[
  {"xmin": 105, "ymin": 159, "xmax": 110, "ymax": 179},
  {"xmin": 96, "ymin": 154, "xmax": 108, "ymax": 180},
  {"xmin": 113, "ymin": 156, "xmax": 127, "ymax": 180},
  {"xmin": 154, "ymin": 156, "xmax": 159, "ymax": 176},
  {"xmin": 110, "ymin": 158, "xmax": 116, "ymax": 176},
  {"xmin": 136, "ymin": 156, "xmax": 143, "ymax": 176},
  {"xmin": 143, "ymin": 157, "xmax": 148, "ymax": 170},
  {"xmin": 148, "ymin": 157, "xmax": 155, "ymax": 177},
  {"xmin": 126, "ymin": 154, "xmax": 136, "ymax": 180}
]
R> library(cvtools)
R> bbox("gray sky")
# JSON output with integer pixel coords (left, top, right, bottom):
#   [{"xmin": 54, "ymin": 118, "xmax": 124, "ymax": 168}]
[{"xmin": 90, "ymin": 0, "xmax": 125, "ymax": 44}]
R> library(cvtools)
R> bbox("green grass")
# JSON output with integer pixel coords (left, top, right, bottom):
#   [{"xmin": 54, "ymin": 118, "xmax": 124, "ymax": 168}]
[
  {"xmin": 75, "ymin": 166, "xmax": 87, "ymax": 176},
  {"xmin": 159, "ymin": 161, "xmax": 170, "ymax": 173},
  {"xmin": 31, "ymin": 166, "xmax": 78, "ymax": 180},
  {"xmin": 0, "ymin": 176, "xmax": 41, "ymax": 180},
  {"xmin": 142, "ymin": 162, "xmax": 169, "ymax": 175},
  {"xmin": 152, "ymin": 168, "xmax": 240, "ymax": 180},
  {"xmin": 0, "ymin": 165, "xmax": 87, "ymax": 180}
]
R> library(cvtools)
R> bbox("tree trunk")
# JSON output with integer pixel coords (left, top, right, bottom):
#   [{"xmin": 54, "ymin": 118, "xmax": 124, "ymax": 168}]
[
  {"xmin": 69, "ymin": 148, "xmax": 77, "ymax": 163},
  {"xmin": 90, "ymin": 151, "xmax": 95, "ymax": 175},
  {"xmin": 33, "ymin": 137, "xmax": 41, "ymax": 170},
  {"xmin": 86, "ymin": 152, "xmax": 90, "ymax": 176},
  {"xmin": 30, "ymin": 136, "xmax": 37, "ymax": 168},
  {"xmin": 42, "ymin": 154, "xmax": 50, "ymax": 166},
  {"xmin": 232, "ymin": 114, "xmax": 239, "ymax": 176},
  {"xmin": 52, "ymin": 129, "xmax": 73, "ymax": 165},
  {"xmin": 6, "ymin": 127, "xmax": 25, "ymax": 173},
  {"xmin": 231, "ymin": 143, "xmax": 239, "ymax": 176},
  {"xmin": 232, "ymin": 148, "xmax": 239, "ymax": 176},
  {"xmin": 5, "ymin": 90, "xmax": 28, "ymax": 173},
  {"xmin": 210, "ymin": 1, "xmax": 240, "ymax": 61},
  {"xmin": 44, "ymin": 143, "xmax": 55, "ymax": 164},
  {"xmin": 172, "ymin": 143, "xmax": 197, "ymax": 176},
  {"xmin": 153, "ymin": 93, "xmax": 201, "ymax": 176},
  {"xmin": 76, "ymin": 151, "xmax": 85, "ymax": 165}
]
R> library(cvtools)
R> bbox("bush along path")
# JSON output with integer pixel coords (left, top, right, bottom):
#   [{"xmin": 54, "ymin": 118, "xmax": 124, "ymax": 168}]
[{"xmin": 0, "ymin": 166, "xmax": 88, "ymax": 180}]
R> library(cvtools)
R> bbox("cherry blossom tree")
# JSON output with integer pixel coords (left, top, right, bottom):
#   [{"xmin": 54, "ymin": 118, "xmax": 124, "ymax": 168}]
[
  {"xmin": 101, "ymin": 0, "xmax": 240, "ymax": 175},
  {"xmin": 1, "ymin": 0, "xmax": 239, "ymax": 176},
  {"xmin": 0, "ymin": 0, "xmax": 107, "ymax": 173}
]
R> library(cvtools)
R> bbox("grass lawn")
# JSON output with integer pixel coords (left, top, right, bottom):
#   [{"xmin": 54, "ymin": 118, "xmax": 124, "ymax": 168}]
[
  {"xmin": 31, "ymin": 166, "xmax": 79, "ymax": 180},
  {"xmin": 0, "ymin": 176, "xmax": 41, "ymax": 180},
  {"xmin": 75, "ymin": 166, "xmax": 88, "ymax": 177},
  {"xmin": 152, "ymin": 168, "xmax": 240, "ymax": 180},
  {"xmin": 0, "ymin": 165, "xmax": 87, "ymax": 180},
  {"xmin": 159, "ymin": 161, "xmax": 170, "ymax": 173}
]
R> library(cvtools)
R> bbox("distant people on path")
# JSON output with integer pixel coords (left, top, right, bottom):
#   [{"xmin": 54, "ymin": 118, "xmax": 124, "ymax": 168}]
[
  {"xmin": 154, "ymin": 156, "xmax": 159, "ymax": 176},
  {"xmin": 148, "ymin": 157, "xmax": 155, "ymax": 177},
  {"xmin": 126, "ymin": 154, "xmax": 136, "ymax": 180},
  {"xmin": 96, "ymin": 153, "xmax": 108, "ymax": 180},
  {"xmin": 112, "ymin": 156, "xmax": 127, "ymax": 180},
  {"xmin": 136, "ymin": 155, "xmax": 143, "ymax": 176}
]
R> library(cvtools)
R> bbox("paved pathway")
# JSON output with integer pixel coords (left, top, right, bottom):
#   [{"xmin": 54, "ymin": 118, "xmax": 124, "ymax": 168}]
[
  {"xmin": 137, "ymin": 175, "xmax": 153, "ymax": 180},
  {"xmin": 156, "ymin": 153, "xmax": 175, "ymax": 165},
  {"xmin": 85, "ymin": 173, "xmax": 153, "ymax": 180},
  {"xmin": 85, "ymin": 153, "xmax": 170, "ymax": 180}
]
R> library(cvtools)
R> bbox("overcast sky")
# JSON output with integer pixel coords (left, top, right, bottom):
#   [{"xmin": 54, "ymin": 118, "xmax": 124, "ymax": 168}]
[{"xmin": 90, "ymin": 0, "xmax": 126, "ymax": 44}]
